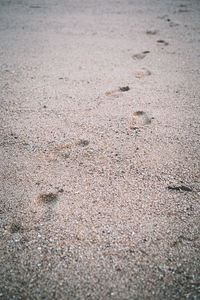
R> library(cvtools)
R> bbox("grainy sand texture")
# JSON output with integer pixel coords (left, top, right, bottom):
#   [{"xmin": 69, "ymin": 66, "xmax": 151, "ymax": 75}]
[{"xmin": 0, "ymin": 0, "xmax": 200, "ymax": 299}]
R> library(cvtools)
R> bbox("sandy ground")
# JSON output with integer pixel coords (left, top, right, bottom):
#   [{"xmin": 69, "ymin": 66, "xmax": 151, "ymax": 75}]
[{"xmin": 0, "ymin": 0, "xmax": 200, "ymax": 299}]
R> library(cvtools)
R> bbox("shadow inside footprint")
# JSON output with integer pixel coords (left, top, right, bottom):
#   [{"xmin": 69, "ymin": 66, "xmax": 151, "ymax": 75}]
[{"xmin": 132, "ymin": 51, "xmax": 150, "ymax": 60}]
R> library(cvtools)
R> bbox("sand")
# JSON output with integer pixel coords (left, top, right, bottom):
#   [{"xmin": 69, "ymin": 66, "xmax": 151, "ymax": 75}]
[{"xmin": 0, "ymin": 0, "xmax": 200, "ymax": 299}]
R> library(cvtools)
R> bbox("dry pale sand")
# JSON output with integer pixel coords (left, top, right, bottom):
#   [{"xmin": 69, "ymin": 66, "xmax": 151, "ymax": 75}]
[{"xmin": 0, "ymin": 0, "xmax": 200, "ymax": 299}]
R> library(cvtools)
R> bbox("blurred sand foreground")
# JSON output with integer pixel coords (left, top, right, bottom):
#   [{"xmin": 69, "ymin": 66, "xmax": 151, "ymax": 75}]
[{"xmin": 0, "ymin": 0, "xmax": 200, "ymax": 299}]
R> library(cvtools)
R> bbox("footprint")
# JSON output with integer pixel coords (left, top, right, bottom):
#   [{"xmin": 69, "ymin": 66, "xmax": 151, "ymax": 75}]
[
  {"xmin": 43, "ymin": 139, "xmax": 91, "ymax": 164},
  {"xmin": 38, "ymin": 193, "xmax": 58, "ymax": 204},
  {"xmin": 179, "ymin": 4, "xmax": 187, "ymax": 8},
  {"xmin": 177, "ymin": 8, "xmax": 189, "ymax": 13},
  {"xmin": 119, "ymin": 86, "xmax": 130, "ymax": 92},
  {"xmin": 9, "ymin": 222, "xmax": 22, "ymax": 233},
  {"xmin": 132, "ymin": 51, "xmax": 150, "ymax": 60},
  {"xmin": 169, "ymin": 22, "xmax": 179, "ymax": 28},
  {"xmin": 158, "ymin": 15, "xmax": 168, "ymax": 20},
  {"xmin": 129, "ymin": 111, "xmax": 152, "ymax": 129},
  {"xmin": 157, "ymin": 40, "xmax": 169, "ymax": 46},
  {"xmin": 30, "ymin": 193, "xmax": 58, "ymax": 223},
  {"xmin": 167, "ymin": 185, "xmax": 192, "ymax": 192},
  {"xmin": 105, "ymin": 89, "xmax": 119, "ymax": 96},
  {"xmin": 135, "ymin": 68, "xmax": 151, "ymax": 79},
  {"xmin": 105, "ymin": 86, "xmax": 130, "ymax": 96},
  {"xmin": 46, "ymin": 139, "xmax": 89, "ymax": 154},
  {"xmin": 158, "ymin": 15, "xmax": 171, "ymax": 22},
  {"xmin": 77, "ymin": 139, "xmax": 90, "ymax": 147},
  {"xmin": 146, "ymin": 30, "xmax": 158, "ymax": 35},
  {"xmin": 30, "ymin": 5, "xmax": 41, "ymax": 8}
]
